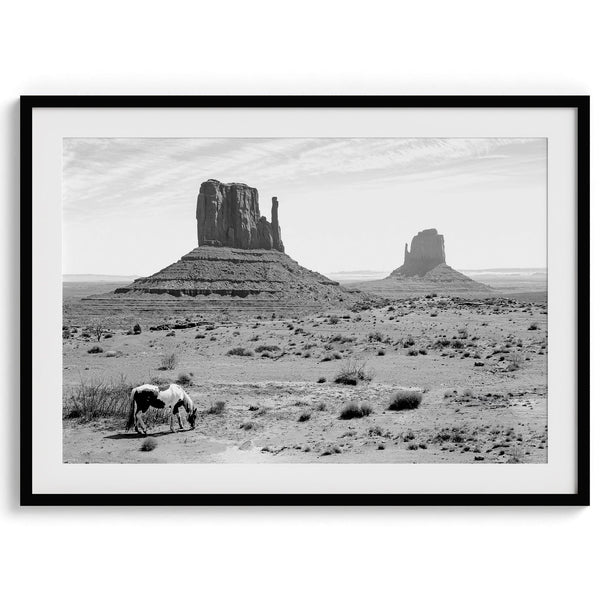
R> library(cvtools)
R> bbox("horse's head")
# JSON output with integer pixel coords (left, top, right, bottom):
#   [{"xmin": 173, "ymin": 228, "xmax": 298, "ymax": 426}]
[{"xmin": 188, "ymin": 407, "xmax": 198, "ymax": 429}]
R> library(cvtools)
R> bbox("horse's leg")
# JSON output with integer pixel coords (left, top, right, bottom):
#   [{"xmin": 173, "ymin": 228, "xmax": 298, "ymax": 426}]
[
  {"xmin": 137, "ymin": 411, "xmax": 148, "ymax": 435},
  {"xmin": 172, "ymin": 400, "xmax": 184, "ymax": 431}
]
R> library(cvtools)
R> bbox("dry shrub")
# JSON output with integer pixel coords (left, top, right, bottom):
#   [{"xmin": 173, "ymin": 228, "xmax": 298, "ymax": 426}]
[
  {"xmin": 207, "ymin": 400, "xmax": 226, "ymax": 414},
  {"xmin": 175, "ymin": 372, "xmax": 193, "ymax": 385},
  {"xmin": 227, "ymin": 347, "xmax": 253, "ymax": 357},
  {"xmin": 339, "ymin": 401, "xmax": 372, "ymax": 420},
  {"xmin": 333, "ymin": 359, "xmax": 374, "ymax": 386},
  {"xmin": 255, "ymin": 344, "xmax": 280, "ymax": 353},
  {"xmin": 140, "ymin": 438, "xmax": 157, "ymax": 452},
  {"xmin": 159, "ymin": 352, "xmax": 177, "ymax": 370},
  {"xmin": 388, "ymin": 390, "xmax": 422, "ymax": 411},
  {"xmin": 87, "ymin": 345, "xmax": 103, "ymax": 354}
]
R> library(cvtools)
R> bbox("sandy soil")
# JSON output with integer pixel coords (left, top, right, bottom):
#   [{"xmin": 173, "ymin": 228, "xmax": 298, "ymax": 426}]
[{"xmin": 63, "ymin": 295, "xmax": 547, "ymax": 464}]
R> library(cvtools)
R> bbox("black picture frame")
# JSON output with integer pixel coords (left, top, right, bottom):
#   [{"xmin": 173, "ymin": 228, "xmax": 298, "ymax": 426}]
[{"xmin": 20, "ymin": 95, "xmax": 590, "ymax": 507}]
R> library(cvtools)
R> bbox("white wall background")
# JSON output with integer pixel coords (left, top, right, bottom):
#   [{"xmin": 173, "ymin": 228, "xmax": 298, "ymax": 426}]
[{"xmin": 1, "ymin": 1, "xmax": 596, "ymax": 598}]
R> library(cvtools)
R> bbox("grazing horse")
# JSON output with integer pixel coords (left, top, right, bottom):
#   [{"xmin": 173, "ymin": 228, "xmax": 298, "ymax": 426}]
[{"xmin": 126, "ymin": 383, "xmax": 197, "ymax": 435}]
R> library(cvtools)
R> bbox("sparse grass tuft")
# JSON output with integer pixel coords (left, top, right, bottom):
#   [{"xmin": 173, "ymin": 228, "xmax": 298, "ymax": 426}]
[{"xmin": 388, "ymin": 390, "xmax": 422, "ymax": 411}]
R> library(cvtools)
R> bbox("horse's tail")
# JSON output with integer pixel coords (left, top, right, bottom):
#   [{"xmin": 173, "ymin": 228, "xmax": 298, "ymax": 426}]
[{"xmin": 125, "ymin": 389, "xmax": 136, "ymax": 430}]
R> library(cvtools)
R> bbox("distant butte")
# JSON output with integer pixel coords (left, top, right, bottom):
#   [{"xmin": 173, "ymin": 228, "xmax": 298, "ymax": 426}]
[
  {"xmin": 392, "ymin": 228, "xmax": 446, "ymax": 277},
  {"xmin": 348, "ymin": 227, "xmax": 492, "ymax": 298}
]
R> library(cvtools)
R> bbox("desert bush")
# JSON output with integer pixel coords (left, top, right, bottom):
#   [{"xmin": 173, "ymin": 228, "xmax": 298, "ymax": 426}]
[
  {"xmin": 506, "ymin": 352, "xmax": 524, "ymax": 371},
  {"xmin": 317, "ymin": 376, "xmax": 326, "ymax": 383},
  {"xmin": 330, "ymin": 334, "xmax": 355, "ymax": 344},
  {"xmin": 333, "ymin": 359, "xmax": 374, "ymax": 385},
  {"xmin": 403, "ymin": 336, "xmax": 415, "ymax": 348},
  {"xmin": 62, "ymin": 329, "xmax": 70, "ymax": 339},
  {"xmin": 227, "ymin": 346, "xmax": 253, "ymax": 357},
  {"xmin": 255, "ymin": 344, "xmax": 280, "ymax": 353},
  {"xmin": 175, "ymin": 372, "xmax": 193, "ymax": 385},
  {"xmin": 133, "ymin": 323, "xmax": 142, "ymax": 334},
  {"xmin": 451, "ymin": 340, "xmax": 464, "ymax": 349},
  {"xmin": 140, "ymin": 438, "xmax": 157, "ymax": 452},
  {"xmin": 159, "ymin": 352, "xmax": 177, "ymax": 370},
  {"xmin": 339, "ymin": 401, "xmax": 372, "ymax": 419},
  {"xmin": 406, "ymin": 349, "xmax": 418, "ymax": 356},
  {"xmin": 240, "ymin": 421, "xmax": 254, "ymax": 431},
  {"xmin": 377, "ymin": 349, "xmax": 386, "ymax": 356},
  {"xmin": 367, "ymin": 331, "xmax": 384, "ymax": 343},
  {"xmin": 88, "ymin": 321, "xmax": 105, "ymax": 342},
  {"xmin": 528, "ymin": 322, "xmax": 539, "ymax": 331},
  {"xmin": 328, "ymin": 316, "xmax": 339, "ymax": 325},
  {"xmin": 207, "ymin": 400, "xmax": 226, "ymax": 414},
  {"xmin": 388, "ymin": 390, "xmax": 422, "ymax": 411},
  {"xmin": 87, "ymin": 345, "xmax": 103, "ymax": 354},
  {"xmin": 63, "ymin": 375, "xmax": 133, "ymax": 421},
  {"xmin": 458, "ymin": 327, "xmax": 468, "ymax": 339},
  {"xmin": 298, "ymin": 410, "xmax": 311, "ymax": 422},
  {"xmin": 434, "ymin": 338, "xmax": 451, "ymax": 348}
]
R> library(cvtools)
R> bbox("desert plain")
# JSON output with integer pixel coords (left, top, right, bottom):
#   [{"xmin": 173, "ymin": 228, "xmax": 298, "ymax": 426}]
[{"xmin": 63, "ymin": 283, "xmax": 547, "ymax": 464}]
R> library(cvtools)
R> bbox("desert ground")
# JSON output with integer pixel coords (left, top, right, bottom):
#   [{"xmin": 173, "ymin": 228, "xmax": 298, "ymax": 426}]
[{"xmin": 63, "ymin": 285, "xmax": 547, "ymax": 464}]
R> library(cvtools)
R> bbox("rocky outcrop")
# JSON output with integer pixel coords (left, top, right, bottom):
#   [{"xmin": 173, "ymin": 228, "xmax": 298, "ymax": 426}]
[
  {"xmin": 196, "ymin": 180, "xmax": 284, "ymax": 251},
  {"xmin": 391, "ymin": 228, "xmax": 446, "ymax": 277},
  {"xmin": 111, "ymin": 246, "xmax": 369, "ymax": 308}
]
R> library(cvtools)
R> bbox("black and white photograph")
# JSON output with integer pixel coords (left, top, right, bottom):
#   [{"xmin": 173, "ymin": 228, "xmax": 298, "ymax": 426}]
[{"xmin": 61, "ymin": 136, "xmax": 550, "ymax": 465}]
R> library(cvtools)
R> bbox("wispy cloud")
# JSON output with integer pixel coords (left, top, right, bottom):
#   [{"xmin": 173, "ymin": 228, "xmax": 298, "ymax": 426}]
[{"xmin": 63, "ymin": 137, "xmax": 546, "ymax": 223}]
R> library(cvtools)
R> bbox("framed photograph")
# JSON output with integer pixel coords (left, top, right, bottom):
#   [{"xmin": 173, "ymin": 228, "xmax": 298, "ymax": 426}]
[{"xmin": 21, "ymin": 96, "xmax": 589, "ymax": 506}]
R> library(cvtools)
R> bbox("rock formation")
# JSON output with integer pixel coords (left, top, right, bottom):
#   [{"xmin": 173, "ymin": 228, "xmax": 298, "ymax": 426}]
[
  {"xmin": 105, "ymin": 179, "xmax": 366, "ymax": 310},
  {"xmin": 348, "ymin": 227, "xmax": 493, "ymax": 298},
  {"xmin": 196, "ymin": 180, "xmax": 284, "ymax": 252},
  {"xmin": 391, "ymin": 228, "xmax": 446, "ymax": 277}
]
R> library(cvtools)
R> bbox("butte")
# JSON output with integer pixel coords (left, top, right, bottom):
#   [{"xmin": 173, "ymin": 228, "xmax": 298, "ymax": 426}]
[
  {"xmin": 349, "ymin": 228, "xmax": 492, "ymax": 299},
  {"xmin": 88, "ymin": 179, "xmax": 367, "ymax": 315}
]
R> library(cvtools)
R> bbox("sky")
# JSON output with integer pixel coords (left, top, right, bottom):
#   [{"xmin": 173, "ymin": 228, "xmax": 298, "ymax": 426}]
[{"xmin": 63, "ymin": 137, "xmax": 547, "ymax": 276}]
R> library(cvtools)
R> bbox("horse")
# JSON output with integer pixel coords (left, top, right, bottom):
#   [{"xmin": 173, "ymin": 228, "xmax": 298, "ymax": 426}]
[{"xmin": 125, "ymin": 383, "xmax": 198, "ymax": 435}]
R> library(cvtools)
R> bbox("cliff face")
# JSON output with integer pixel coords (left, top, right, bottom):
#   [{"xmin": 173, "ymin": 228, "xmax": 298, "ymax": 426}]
[
  {"xmin": 196, "ymin": 179, "xmax": 284, "ymax": 251},
  {"xmin": 392, "ymin": 228, "xmax": 446, "ymax": 277}
]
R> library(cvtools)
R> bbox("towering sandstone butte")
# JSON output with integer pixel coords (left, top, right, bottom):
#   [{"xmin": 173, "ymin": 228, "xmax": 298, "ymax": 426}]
[
  {"xmin": 391, "ymin": 228, "xmax": 446, "ymax": 277},
  {"xmin": 107, "ymin": 179, "xmax": 366, "ymax": 309},
  {"xmin": 196, "ymin": 179, "xmax": 284, "ymax": 252}
]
